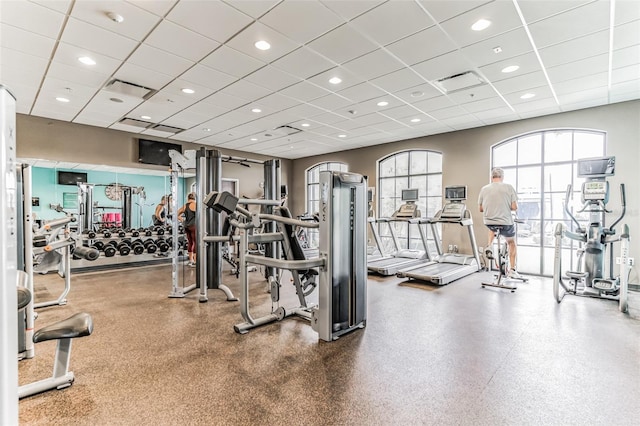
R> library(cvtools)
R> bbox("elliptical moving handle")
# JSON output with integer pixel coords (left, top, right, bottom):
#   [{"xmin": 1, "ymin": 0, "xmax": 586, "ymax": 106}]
[
  {"xmin": 608, "ymin": 183, "xmax": 626, "ymax": 232},
  {"xmin": 563, "ymin": 184, "xmax": 582, "ymax": 231}
]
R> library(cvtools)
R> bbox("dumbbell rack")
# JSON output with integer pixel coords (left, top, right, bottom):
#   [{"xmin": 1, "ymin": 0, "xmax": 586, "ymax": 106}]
[{"xmin": 71, "ymin": 225, "xmax": 188, "ymax": 272}]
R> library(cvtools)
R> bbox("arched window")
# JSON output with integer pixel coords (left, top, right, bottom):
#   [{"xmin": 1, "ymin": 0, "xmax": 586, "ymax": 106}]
[
  {"xmin": 491, "ymin": 129, "xmax": 606, "ymax": 276},
  {"xmin": 305, "ymin": 161, "xmax": 348, "ymax": 247},
  {"xmin": 377, "ymin": 150, "xmax": 442, "ymax": 252}
]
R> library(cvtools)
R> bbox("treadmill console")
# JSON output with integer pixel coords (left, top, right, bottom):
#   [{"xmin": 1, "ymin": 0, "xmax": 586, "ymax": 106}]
[
  {"xmin": 393, "ymin": 188, "xmax": 420, "ymax": 219},
  {"xmin": 439, "ymin": 186, "xmax": 468, "ymax": 220}
]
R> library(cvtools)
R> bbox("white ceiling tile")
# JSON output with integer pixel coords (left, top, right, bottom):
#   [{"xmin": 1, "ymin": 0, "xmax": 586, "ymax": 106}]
[
  {"xmin": 615, "ymin": 1, "xmax": 640, "ymax": 25},
  {"xmin": 309, "ymin": 112, "xmax": 347, "ymax": 126},
  {"xmin": 513, "ymin": 98, "xmax": 559, "ymax": 114},
  {"xmin": 307, "ymin": 23, "xmax": 378, "ymax": 64},
  {"xmin": 320, "ymin": 0, "xmax": 385, "ymax": 21},
  {"xmin": 244, "ymin": 65, "xmax": 301, "ymax": 92},
  {"xmin": 272, "ymin": 47, "xmax": 335, "ymax": 80},
  {"xmin": 256, "ymin": 93, "xmax": 300, "ymax": 110},
  {"xmin": 70, "ymin": 0, "xmax": 161, "ymax": 41},
  {"xmin": 0, "ymin": 23, "xmax": 56, "ymax": 59},
  {"xmin": 31, "ymin": 0, "xmax": 72, "ymax": 14},
  {"xmin": 439, "ymin": 1, "xmax": 522, "ymax": 47},
  {"xmin": 546, "ymin": 54, "xmax": 608, "ymax": 84},
  {"xmin": 492, "ymin": 71, "xmax": 549, "ymax": 94},
  {"xmin": 412, "ymin": 50, "xmax": 475, "ymax": 82},
  {"xmin": 127, "ymin": 44, "xmax": 194, "ymax": 78},
  {"xmin": 61, "ymin": 18, "xmax": 139, "ymax": 60},
  {"xmin": 412, "ymin": 95, "xmax": 455, "ymax": 112},
  {"xmin": 614, "ymin": 19, "xmax": 640, "ymax": 50},
  {"xmin": 553, "ymin": 73, "xmax": 608, "ymax": 96},
  {"xmin": 516, "ymin": 0, "xmax": 594, "ymax": 24},
  {"xmin": 114, "ymin": 62, "xmax": 174, "ymax": 90},
  {"xmin": 528, "ymin": 1, "xmax": 611, "ymax": 49},
  {"xmin": 31, "ymin": 98, "xmax": 82, "ymax": 121},
  {"xmin": 167, "ymin": 102, "xmax": 227, "ymax": 126},
  {"xmin": 428, "ymin": 105, "xmax": 470, "ymax": 120},
  {"xmin": 261, "ymin": 1, "xmax": 344, "ymax": 44},
  {"xmin": 283, "ymin": 104, "xmax": 325, "ymax": 121},
  {"xmin": 473, "ymin": 106, "xmax": 518, "ymax": 121},
  {"xmin": 201, "ymin": 91, "xmax": 249, "ymax": 110},
  {"xmin": 200, "ymin": 46, "xmax": 265, "ymax": 79},
  {"xmin": 306, "ymin": 66, "xmax": 364, "ymax": 92},
  {"xmin": 0, "ymin": 47, "xmax": 49, "ymax": 85},
  {"xmin": 538, "ymin": 29, "xmax": 609, "ymax": 68},
  {"xmin": 609, "ymin": 81, "xmax": 640, "ymax": 102},
  {"xmin": 394, "ymin": 83, "xmax": 442, "ymax": 104},
  {"xmin": 441, "ymin": 115, "xmax": 484, "ymax": 130},
  {"xmin": 337, "ymin": 82, "xmax": 387, "ymax": 103},
  {"xmin": 179, "ymin": 64, "xmax": 237, "ymax": 91},
  {"xmin": 372, "ymin": 119, "xmax": 410, "ymax": 132},
  {"xmin": 222, "ymin": 79, "xmax": 272, "ymax": 101},
  {"xmin": 226, "ymin": 21, "xmax": 300, "ymax": 62},
  {"xmin": 448, "ymin": 84, "xmax": 502, "ymax": 104},
  {"xmin": 279, "ymin": 81, "xmax": 332, "ymax": 102},
  {"xmin": 479, "ymin": 52, "xmax": 541, "ymax": 83},
  {"xmin": 419, "ymin": 0, "xmax": 493, "ymax": 23},
  {"xmin": 378, "ymin": 104, "xmax": 419, "ymax": 120},
  {"xmin": 370, "ymin": 67, "xmax": 425, "ymax": 93},
  {"xmin": 53, "ymin": 42, "xmax": 121, "ymax": 77},
  {"xmin": 558, "ymin": 87, "xmax": 608, "ymax": 106},
  {"xmin": 613, "ymin": 44, "xmax": 640, "ymax": 69},
  {"xmin": 0, "ymin": 0, "xmax": 66, "ymax": 38},
  {"xmin": 79, "ymin": 89, "xmax": 144, "ymax": 117},
  {"xmin": 342, "ymin": 49, "xmax": 405, "ymax": 80},
  {"xmin": 460, "ymin": 27, "xmax": 532, "ymax": 67},
  {"xmin": 126, "ymin": 0, "xmax": 178, "ymax": 17},
  {"xmin": 40, "ymin": 76, "xmax": 97, "ymax": 101},
  {"xmin": 162, "ymin": 79, "xmax": 215, "ymax": 102},
  {"xmin": 308, "ymin": 93, "xmax": 353, "ymax": 112},
  {"xmin": 350, "ymin": 1, "xmax": 434, "ymax": 46},
  {"xmin": 167, "ymin": 0, "xmax": 253, "ymax": 43},
  {"xmin": 224, "ymin": 0, "xmax": 280, "ymax": 18},
  {"xmin": 458, "ymin": 95, "xmax": 510, "ymax": 113},
  {"xmin": 3, "ymin": 82, "xmax": 37, "ymax": 112},
  {"xmin": 144, "ymin": 19, "xmax": 220, "ymax": 62},
  {"xmin": 386, "ymin": 26, "xmax": 457, "ymax": 66},
  {"xmin": 612, "ymin": 64, "xmax": 640, "ymax": 85}
]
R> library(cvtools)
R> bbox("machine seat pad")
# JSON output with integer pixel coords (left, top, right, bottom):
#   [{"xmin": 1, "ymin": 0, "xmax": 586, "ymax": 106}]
[
  {"xmin": 33, "ymin": 312, "xmax": 94, "ymax": 343},
  {"xmin": 566, "ymin": 271, "xmax": 589, "ymax": 279}
]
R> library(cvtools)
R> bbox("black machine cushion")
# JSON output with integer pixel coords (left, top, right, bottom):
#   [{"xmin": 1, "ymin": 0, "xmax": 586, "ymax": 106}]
[
  {"xmin": 277, "ymin": 207, "xmax": 307, "ymax": 262},
  {"xmin": 33, "ymin": 312, "xmax": 94, "ymax": 343},
  {"xmin": 17, "ymin": 287, "xmax": 31, "ymax": 310}
]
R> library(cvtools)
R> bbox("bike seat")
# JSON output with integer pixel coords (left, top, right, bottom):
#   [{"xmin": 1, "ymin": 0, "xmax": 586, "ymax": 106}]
[{"xmin": 566, "ymin": 271, "xmax": 588, "ymax": 280}]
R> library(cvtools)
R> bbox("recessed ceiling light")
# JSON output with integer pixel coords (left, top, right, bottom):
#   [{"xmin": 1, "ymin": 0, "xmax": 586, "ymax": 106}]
[
  {"xmin": 338, "ymin": 134, "xmax": 346, "ymax": 138},
  {"xmin": 254, "ymin": 40, "xmax": 271, "ymax": 50},
  {"xmin": 251, "ymin": 108, "xmax": 262, "ymax": 113},
  {"xmin": 78, "ymin": 56, "xmax": 96, "ymax": 65},
  {"xmin": 329, "ymin": 77, "xmax": 342, "ymax": 85},
  {"xmin": 181, "ymin": 88, "xmax": 195, "ymax": 94},
  {"xmin": 471, "ymin": 18, "xmax": 491, "ymax": 31},
  {"xmin": 301, "ymin": 123, "xmax": 310, "ymax": 127},
  {"xmin": 501, "ymin": 65, "xmax": 520, "ymax": 73},
  {"xmin": 55, "ymin": 97, "xmax": 70, "ymax": 103},
  {"xmin": 203, "ymin": 128, "xmax": 211, "ymax": 132},
  {"xmin": 251, "ymin": 138, "xmax": 258, "ymax": 141},
  {"xmin": 141, "ymin": 115, "xmax": 151, "ymax": 120},
  {"xmin": 377, "ymin": 101, "xmax": 389, "ymax": 107},
  {"xmin": 410, "ymin": 91, "xmax": 424, "ymax": 98},
  {"xmin": 520, "ymin": 93, "xmax": 536, "ymax": 99},
  {"xmin": 410, "ymin": 118, "xmax": 421, "ymax": 123}
]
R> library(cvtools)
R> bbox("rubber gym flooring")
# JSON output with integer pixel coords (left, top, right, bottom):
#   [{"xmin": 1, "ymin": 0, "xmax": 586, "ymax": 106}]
[{"xmin": 18, "ymin": 263, "xmax": 640, "ymax": 425}]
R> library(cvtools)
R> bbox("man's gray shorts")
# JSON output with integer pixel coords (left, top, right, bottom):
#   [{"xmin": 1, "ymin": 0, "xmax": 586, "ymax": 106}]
[{"xmin": 486, "ymin": 224, "xmax": 516, "ymax": 238}]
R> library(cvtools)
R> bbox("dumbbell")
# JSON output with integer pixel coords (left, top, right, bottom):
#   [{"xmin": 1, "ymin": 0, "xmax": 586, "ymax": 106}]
[
  {"xmin": 155, "ymin": 227, "xmax": 165, "ymax": 236},
  {"xmin": 142, "ymin": 238, "xmax": 158, "ymax": 254},
  {"xmin": 118, "ymin": 229, "xmax": 127, "ymax": 238},
  {"xmin": 102, "ymin": 230, "xmax": 112, "ymax": 238},
  {"xmin": 116, "ymin": 241, "xmax": 131, "ymax": 256},
  {"xmin": 155, "ymin": 238, "xmax": 170, "ymax": 253},
  {"xmin": 103, "ymin": 243, "xmax": 116, "ymax": 257},
  {"xmin": 92, "ymin": 241, "xmax": 105, "ymax": 251},
  {"xmin": 144, "ymin": 228, "xmax": 153, "ymax": 237},
  {"xmin": 130, "ymin": 239, "xmax": 145, "ymax": 255},
  {"xmin": 84, "ymin": 230, "xmax": 97, "ymax": 239},
  {"xmin": 131, "ymin": 229, "xmax": 140, "ymax": 237},
  {"xmin": 73, "ymin": 245, "xmax": 100, "ymax": 261}
]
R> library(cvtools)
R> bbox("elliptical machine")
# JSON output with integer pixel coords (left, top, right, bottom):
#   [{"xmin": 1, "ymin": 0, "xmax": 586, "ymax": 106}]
[{"xmin": 552, "ymin": 156, "xmax": 630, "ymax": 312}]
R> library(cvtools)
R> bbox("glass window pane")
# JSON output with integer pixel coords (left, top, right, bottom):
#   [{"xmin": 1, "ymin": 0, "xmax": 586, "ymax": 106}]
[
  {"xmin": 493, "ymin": 141, "xmax": 517, "ymax": 167},
  {"xmin": 517, "ymin": 246, "xmax": 540, "ymax": 275},
  {"xmin": 410, "ymin": 176, "xmax": 427, "ymax": 198},
  {"xmin": 544, "ymin": 131, "xmax": 572, "ymax": 163},
  {"xmin": 396, "ymin": 152, "xmax": 409, "ymax": 175},
  {"xmin": 309, "ymin": 184, "xmax": 318, "ymax": 201},
  {"xmin": 518, "ymin": 134, "xmax": 541, "ymax": 165},
  {"xmin": 426, "ymin": 196, "xmax": 441, "ymax": 217},
  {"xmin": 427, "ymin": 175, "xmax": 442, "ymax": 197},
  {"xmin": 574, "ymin": 132, "xmax": 605, "ymax": 159},
  {"xmin": 503, "ymin": 168, "xmax": 517, "ymax": 186},
  {"xmin": 516, "ymin": 166, "xmax": 541, "ymax": 193},
  {"xmin": 395, "ymin": 178, "xmax": 408, "ymax": 195},
  {"xmin": 410, "ymin": 151, "xmax": 427, "ymax": 174},
  {"xmin": 544, "ymin": 164, "xmax": 572, "ymax": 192},
  {"xmin": 380, "ymin": 157, "xmax": 395, "ymax": 177},
  {"xmin": 428, "ymin": 152, "xmax": 443, "ymax": 172},
  {"xmin": 310, "ymin": 167, "xmax": 319, "ymax": 181},
  {"xmin": 319, "ymin": 163, "xmax": 328, "ymax": 171},
  {"xmin": 380, "ymin": 178, "xmax": 395, "ymax": 198}
]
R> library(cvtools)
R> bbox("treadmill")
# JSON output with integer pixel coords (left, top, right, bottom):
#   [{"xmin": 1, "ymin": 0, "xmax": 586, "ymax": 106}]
[
  {"xmin": 367, "ymin": 189, "xmax": 429, "ymax": 276},
  {"xmin": 397, "ymin": 186, "xmax": 481, "ymax": 285}
]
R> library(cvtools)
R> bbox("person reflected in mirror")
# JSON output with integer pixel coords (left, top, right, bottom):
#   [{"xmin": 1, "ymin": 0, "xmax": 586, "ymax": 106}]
[
  {"xmin": 178, "ymin": 192, "xmax": 197, "ymax": 267},
  {"xmin": 153, "ymin": 195, "xmax": 168, "ymax": 227}
]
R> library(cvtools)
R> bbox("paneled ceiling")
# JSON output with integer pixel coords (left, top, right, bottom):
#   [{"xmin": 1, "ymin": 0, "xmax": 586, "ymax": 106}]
[{"xmin": 1, "ymin": 0, "xmax": 639, "ymax": 160}]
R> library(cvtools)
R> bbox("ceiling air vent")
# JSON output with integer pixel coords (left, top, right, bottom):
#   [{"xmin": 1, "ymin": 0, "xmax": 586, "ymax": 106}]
[
  {"xmin": 119, "ymin": 117, "xmax": 152, "ymax": 128},
  {"xmin": 432, "ymin": 71, "xmax": 486, "ymax": 94},
  {"xmin": 105, "ymin": 79, "xmax": 157, "ymax": 99},
  {"xmin": 273, "ymin": 125, "xmax": 302, "ymax": 136},
  {"xmin": 151, "ymin": 124, "xmax": 185, "ymax": 134}
]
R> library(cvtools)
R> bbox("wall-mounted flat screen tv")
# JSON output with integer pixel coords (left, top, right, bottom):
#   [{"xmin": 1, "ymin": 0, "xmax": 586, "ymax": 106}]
[
  {"xmin": 57, "ymin": 171, "xmax": 87, "ymax": 185},
  {"xmin": 138, "ymin": 139, "xmax": 182, "ymax": 167}
]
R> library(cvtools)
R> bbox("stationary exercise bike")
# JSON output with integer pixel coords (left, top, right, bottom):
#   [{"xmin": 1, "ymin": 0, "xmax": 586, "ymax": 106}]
[
  {"xmin": 552, "ymin": 156, "xmax": 630, "ymax": 312},
  {"xmin": 482, "ymin": 219, "xmax": 528, "ymax": 292}
]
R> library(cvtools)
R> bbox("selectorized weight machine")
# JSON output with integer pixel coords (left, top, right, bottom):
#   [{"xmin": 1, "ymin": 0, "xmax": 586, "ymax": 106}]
[
  {"xmin": 552, "ymin": 156, "xmax": 630, "ymax": 312},
  {"xmin": 208, "ymin": 170, "xmax": 367, "ymax": 342}
]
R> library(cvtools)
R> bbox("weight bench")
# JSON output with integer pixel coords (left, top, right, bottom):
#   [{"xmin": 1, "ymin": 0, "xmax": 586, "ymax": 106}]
[{"xmin": 17, "ymin": 284, "xmax": 94, "ymax": 399}]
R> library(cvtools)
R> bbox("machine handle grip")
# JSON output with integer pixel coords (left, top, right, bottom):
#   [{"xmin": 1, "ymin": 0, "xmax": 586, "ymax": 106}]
[
  {"xmin": 608, "ymin": 183, "xmax": 626, "ymax": 231},
  {"xmin": 563, "ymin": 184, "xmax": 582, "ymax": 230}
]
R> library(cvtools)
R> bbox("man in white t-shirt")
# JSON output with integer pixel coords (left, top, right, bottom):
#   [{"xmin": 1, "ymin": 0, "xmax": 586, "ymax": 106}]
[{"xmin": 478, "ymin": 167, "xmax": 521, "ymax": 278}]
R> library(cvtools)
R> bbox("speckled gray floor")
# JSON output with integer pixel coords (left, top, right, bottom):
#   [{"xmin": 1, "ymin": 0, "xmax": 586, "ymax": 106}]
[{"xmin": 18, "ymin": 264, "xmax": 640, "ymax": 425}]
